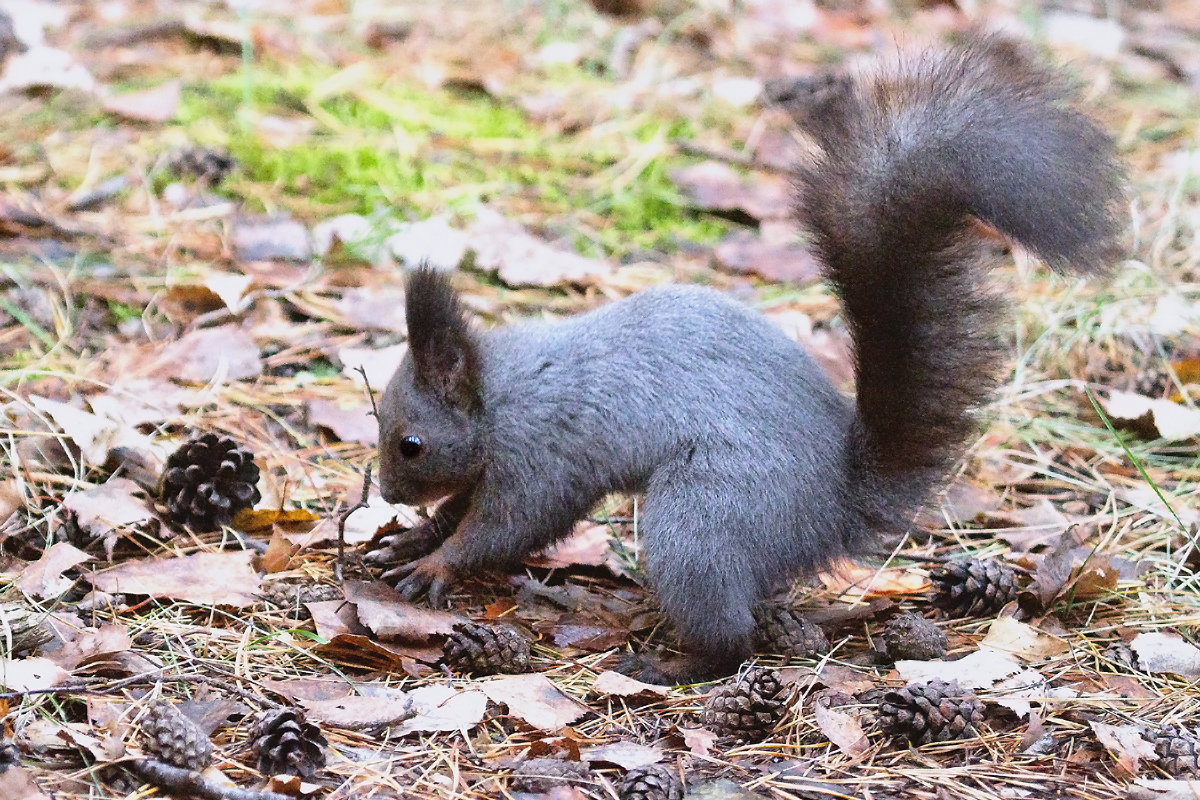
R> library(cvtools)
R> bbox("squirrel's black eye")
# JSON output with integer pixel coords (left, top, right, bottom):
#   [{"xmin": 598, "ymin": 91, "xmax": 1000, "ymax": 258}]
[{"xmin": 399, "ymin": 435, "xmax": 423, "ymax": 458}]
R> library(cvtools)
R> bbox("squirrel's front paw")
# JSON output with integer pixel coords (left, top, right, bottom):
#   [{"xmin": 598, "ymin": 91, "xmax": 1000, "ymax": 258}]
[
  {"xmin": 364, "ymin": 521, "xmax": 441, "ymax": 570},
  {"xmin": 387, "ymin": 551, "xmax": 454, "ymax": 607}
]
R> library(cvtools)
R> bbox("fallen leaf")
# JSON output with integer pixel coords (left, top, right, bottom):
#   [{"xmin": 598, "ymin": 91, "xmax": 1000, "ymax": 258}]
[
  {"xmin": 17, "ymin": 542, "xmax": 93, "ymax": 599},
  {"xmin": 714, "ymin": 229, "xmax": 820, "ymax": 283},
  {"xmin": 1103, "ymin": 391, "xmax": 1200, "ymax": 441},
  {"xmin": 303, "ymin": 600, "xmax": 369, "ymax": 641},
  {"xmin": 818, "ymin": 563, "xmax": 928, "ymax": 598},
  {"xmin": 529, "ymin": 523, "xmax": 613, "ymax": 569},
  {"xmin": 153, "ymin": 325, "xmax": 263, "ymax": 383},
  {"xmin": 0, "ymin": 46, "xmax": 95, "ymax": 93},
  {"xmin": 339, "ymin": 344, "xmax": 407, "ymax": 390},
  {"xmin": 386, "ymin": 215, "xmax": 469, "ymax": 270},
  {"xmin": 671, "ymin": 161, "xmax": 789, "ymax": 223},
  {"xmin": 580, "ymin": 741, "xmax": 662, "ymax": 769},
  {"xmin": 392, "ymin": 683, "xmax": 488, "ymax": 735},
  {"xmin": 1130, "ymin": 632, "xmax": 1200, "ymax": 679},
  {"xmin": 308, "ymin": 398, "xmax": 378, "ymax": 445},
  {"xmin": 813, "ymin": 702, "xmax": 868, "ymax": 757},
  {"xmin": 102, "ymin": 80, "xmax": 181, "ymax": 122},
  {"xmin": 479, "ymin": 674, "xmax": 590, "ymax": 732},
  {"xmin": 467, "ymin": 207, "xmax": 613, "ymax": 288},
  {"xmin": 28, "ymin": 395, "xmax": 159, "ymax": 468},
  {"xmin": 89, "ymin": 551, "xmax": 261, "ymax": 607},
  {"xmin": 980, "ymin": 617, "xmax": 1070, "ymax": 661},
  {"xmin": 300, "ymin": 691, "xmax": 416, "ymax": 728},
  {"xmin": 1130, "ymin": 779, "xmax": 1200, "ymax": 800},
  {"xmin": 591, "ymin": 670, "xmax": 670, "ymax": 699},
  {"xmin": 678, "ymin": 726, "xmax": 719, "ymax": 756},
  {"xmin": 62, "ymin": 478, "xmax": 157, "ymax": 555},
  {"xmin": 896, "ymin": 648, "xmax": 1024, "ymax": 690},
  {"xmin": 1090, "ymin": 720, "xmax": 1156, "ymax": 777},
  {"xmin": 0, "ymin": 766, "xmax": 51, "ymax": 800},
  {"xmin": 0, "ymin": 656, "xmax": 70, "ymax": 691},
  {"xmin": 342, "ymin": 580, "xmax": 461, "ymax": 640},
  {"xmin": 232, "ymin": 214, "xmax": 311, "ymax": 262},
  {"xmin": 330, "ymin": 287, "xmax": 408, "ymax": 332}
]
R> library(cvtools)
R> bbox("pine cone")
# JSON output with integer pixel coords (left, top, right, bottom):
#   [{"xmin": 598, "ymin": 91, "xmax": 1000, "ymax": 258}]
[
  {"xmin": 140, "ymin": 702, "xmax": 213, "ymax": 770},
  {"xmin": 879, "ymin": 679, "xmax": 983, "ymax": 745},
  {"xmin": 161, "ymin": 434, "xmax": 261, "ymax": 532},
  {"xmin": 1149, "ymin": 724, "xmax": 1200, "ymax": 777},
  {"xmin": 701, "ymin": 666, "xmax": 789, "ymax": 742},
  {"xmin": 510, "ymin": 757, "xmax": 591, "ymax": 792},
  {"xmin": 881, "ymin": 612, "xmax": 947, "ymax": 661},
  {"xmin": 166, "ymin": 146, "xmax": 236, "ymax": 185},
  {"xmin": 443, "ymin": 622, "xmax": 531, "ymax": 676},
  {"xmin": 619, "ymin": 763, "xmax": 683, "ymax": 800},
  {"xmin": 753, "ymin": 603, "xmax": 829, "ymax": 658},
  {"xmin": 930, "ymin": 558, "xmax": 1018, "ymax": 617},
  {"xmin": 0, "ymin": 738, "xmax": 19, "ymax": 773},
  {"xmin": 249, "ymin": 708, "xmax": 328, "ymax": 779}
]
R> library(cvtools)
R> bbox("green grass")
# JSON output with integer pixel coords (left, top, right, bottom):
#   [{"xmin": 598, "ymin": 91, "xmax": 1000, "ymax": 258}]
[{"xmin": 174, "ymin": 62, "xmax": 729, "ymax": 258}]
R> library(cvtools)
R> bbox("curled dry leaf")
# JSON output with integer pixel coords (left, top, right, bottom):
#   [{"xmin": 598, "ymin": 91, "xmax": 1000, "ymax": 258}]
[
  {"xmin": 152, "ymin": 325, "xmax": 263, "ymax": 383},
  {"xmin": 579, "ymin": 741, "xmax": 662, "ymax": 769},
  {"xmin": 0, "ymin": 657, "xmax": 70, "ymax": 692},
  {"xmin": 63, "ymin": 478, "xmax": 157, "ymax": 558},
  {"xmin": 591, "ymin": 670, "xmax": 670, "ymax": 699},
  {"xmin": 1090, "ymin": 721, "xmax": 1157, "ymax": 776},
  {"xmin": 980, "ymin": 617, "xmax": 1071, "ymax": 661},
  {"xmin": 342, "ymin": 580, "xmax": 461, "ymax": 640},
  {"xmin": 813, "ymin": 702, "xmax": 869, "ymax": 757},
  {"xmin": 1130, "ymin": 632, "xmax": 1200, "ymax": 680},
  {"xmin": 466, "ymin": 207, "xmax": 613, "ymax": 288}
]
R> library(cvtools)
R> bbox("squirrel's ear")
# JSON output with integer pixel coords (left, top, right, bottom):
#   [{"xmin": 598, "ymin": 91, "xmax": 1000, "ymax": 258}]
[{"xmin": 405, "ymin": 265, "xmax": 482, "ymax": 411}]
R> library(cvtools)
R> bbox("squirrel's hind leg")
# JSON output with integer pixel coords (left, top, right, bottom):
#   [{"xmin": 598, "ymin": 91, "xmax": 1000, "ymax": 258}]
[{"xmin": 627, "ymin": 470, "xmax": 766, "ymax": 683}]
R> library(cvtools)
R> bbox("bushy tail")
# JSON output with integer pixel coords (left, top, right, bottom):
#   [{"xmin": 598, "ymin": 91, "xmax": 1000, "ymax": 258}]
[{"xmin": 793, "ymin": 36, "xmax": 1124, "ymax": 522}]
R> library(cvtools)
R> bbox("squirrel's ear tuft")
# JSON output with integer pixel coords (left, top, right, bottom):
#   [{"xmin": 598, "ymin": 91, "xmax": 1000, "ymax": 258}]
[{"xmin": 405, "ymin": 265, "xmax": 482, "ymax": 411}]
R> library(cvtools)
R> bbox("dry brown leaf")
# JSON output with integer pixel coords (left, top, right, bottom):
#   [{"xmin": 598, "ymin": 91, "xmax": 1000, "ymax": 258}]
[
  {"xmin": 300, "ymin": 691, "xmax": 416, "ymax": 728},
  {"xmin": 467, "ymin": 207, "xmax": 613, "ymax": 288},
  {"xmin": 306, "ymin": 599, "xmax": 369, "ymax": 640},
  {"xmin": 1103, "ymin": 391, "xmax": 1200, "ymax": 441},
  {"xmin": 17, "ymin": 542, "xmax": 93, "ymax": 600},
  {"xmin": 813, "ymin": 702, "xmax": 869, "ymax": 757},
  {"xmin": 46, "ymin": 622, "xmax": 132, "ymax": 672},
  {"xmin": 62, "ymin": 478, "xmax": 157, "ymax": 556},
  {"xmin": 818, "ymin": 563, "xmax": 928, "ymax": 598},
  {"xmin": 342, "ymin": 580, "xmax": 461, "ymax": 640},
  {"xmin": 392, "ymin": 684, "xmax": 488, "ymax": 735},
  {"xmin": 0, "ymin": 766, "xmax": 51, "ymax": 800},
  {"xmin": 479, "ymin": 674, "xmax": 590, "ymax": 733},
  {"xmin": 1090, "ymin": 721, "xmax": 1156, "ymax": 777},
  {"xmin": 591, "ymin": 670, "xmax": 670, "ymax": 698},
  {"xmin": 671, "ymin": 161, "xmax": 789, "ymax": 222},
  {"xmin": 580, "ymin": 741, "xmax": 662, "ymax": 769},
  {"xmin": 234, "ymin": 507, "xmax": 320, "ymax": 533},
  {"xmin": 529, "ymin": 523, "xmax": 613, "ymax": 569},
  {"xmin": 308, "ymin": 398, "xmax": 378, "ymax": 445},
  {"xmin": 157, "ymin": 285, "xmax": 227, "ymax": 324},
  {"xmin": 980, "ymin": 617, "xmax": 1071, "ymax": 661},
  {"xmin": 153, "ymin": 325, "xmax": 263, "ymax": 383},
  {"xmin": 896, "ymin": 648, "xmax": 1024, "ymax": 690},
  {"xmin": 261, "ymin": 530, "xmax": 301, "ymax": 573},
  {"xmin": 0, "ymin": 657, "xmax": 70, "ymax": 692},
  {"xmin": 28, "ymin": 395, "xmax": 159, "ymax": 468},
  {"xmin": 102, "ymin": 79, "xmax": 181, "ymax": 122},
  {"xmin": 678, "ymin": 726, "xmax": 719, "ymax": 756},
  {"xmin": 714, "ymin": 230, "xmax": 821, "ymax": 283},
  {"xmin": 1130, "ymin": 632, "xmax": 1200, "ymax": 679},
  {"xmin": 89, "ymin": 551, "xmax": 261, "ymax": 607},
  {"xmin": 231, "ymin": 214, "xmax": 311, "ymax": 262}
]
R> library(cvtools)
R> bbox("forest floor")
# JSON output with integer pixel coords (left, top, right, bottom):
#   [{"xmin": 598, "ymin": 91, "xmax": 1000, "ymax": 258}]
[{"xmin": 1, "ymin": 1, "xmax": 1200, "ymax": 799}]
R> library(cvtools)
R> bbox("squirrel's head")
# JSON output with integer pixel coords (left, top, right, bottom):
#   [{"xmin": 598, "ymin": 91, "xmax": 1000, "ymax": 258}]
[{"xmin": 378, "ymin": 267, "xmax": 484, "ymax": 505}]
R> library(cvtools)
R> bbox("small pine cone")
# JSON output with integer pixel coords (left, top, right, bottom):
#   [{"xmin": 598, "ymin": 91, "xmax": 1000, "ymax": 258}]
[
  {"xmin": 249, "ymin": 708, "xmax": 328, "ymax": 779},
  {"xmin": 1149, "ymin": 724, "xmax": 1200, "ymax": 777},
  {"xmin": 166, "ymin": 146, "xmax": 236, "ymax": 185},
  {"xmin": 881, "ymin": 612, "xmax": 947, "ymax": 661},
  {"xmin": 701, "ymin": 667, "xmax": 788, "ymax": 742},
  {"xmin": 510, "ymin": 757, "xmax": 591, "ymax": 792},
  {"xmin": 140, "ymin": 702, "xmax": 213, "ymax": 770},
  {"xmin": 619, "ymin": 764, "xmax": 683, "ymax": 800},
  {"xmin": 879, "ymin": 679, "xmax": 983, "ymax": 745},
  {"xmin": 930, "ymin": 558, "xmax": 1018, "ymax": 617},
  {"xmin": 0, "ymin": 738, "xmax": 19, "ymax": 773},
  {"xmin": 443, "ymin": 622, "xmax": 531, "ymax": 676},
  {"xmin": 753, "ymin": 603, "xmax": 829, "ymax": 659},
  {"xmin": 160, "ymin": 433, "xmax": 261, "ymax": 532}
]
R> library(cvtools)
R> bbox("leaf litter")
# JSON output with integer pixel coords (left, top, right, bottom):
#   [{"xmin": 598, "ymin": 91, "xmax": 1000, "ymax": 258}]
[{"xmin": 0, "ymin": 0, "xmax": 1199, "ymax": 799}]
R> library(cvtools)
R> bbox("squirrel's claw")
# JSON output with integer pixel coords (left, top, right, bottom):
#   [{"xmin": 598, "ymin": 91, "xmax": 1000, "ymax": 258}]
[
  {"xmin": 392, "ymin": 552, "xmax": 453, "ymax": 606},
  {"xmin": 366, "ymin": 521, "xmax": 441, "ymax": 570}
]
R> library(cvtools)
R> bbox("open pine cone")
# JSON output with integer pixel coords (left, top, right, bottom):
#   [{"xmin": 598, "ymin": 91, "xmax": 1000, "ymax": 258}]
[
  {"xmin": 140, "ymin": 702, "xmax": 213, "ymax": 770},
  {"xmin": 160, "ymin": 433, "xmax": 261, "ymax": 532},
  {"xmin": 879, "ymin": 679, "xmax": 982, "ymax": 744},
  {"xmin": 701, "ymin": 666, "xmax": 789, "ymax": 742},
  {"xmin": 249, "ymin": 708, "xmax": 328, "ymax": 779}
]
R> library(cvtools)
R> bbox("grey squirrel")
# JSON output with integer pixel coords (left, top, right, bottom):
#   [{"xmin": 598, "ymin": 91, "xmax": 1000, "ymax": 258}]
[{"xmin": 365, "ymin": 37, "xmax": 1124, "ymax": 683}]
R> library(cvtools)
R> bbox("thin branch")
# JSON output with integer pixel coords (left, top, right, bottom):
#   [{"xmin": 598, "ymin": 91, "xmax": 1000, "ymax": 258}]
[{"xmin": 128, "ymin": 758, "xmax": 295, "ymax": 800}]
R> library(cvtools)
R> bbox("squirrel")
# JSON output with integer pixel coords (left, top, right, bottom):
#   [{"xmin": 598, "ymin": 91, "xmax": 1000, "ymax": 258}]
[{"xmin": 365, "ymin": 37, "xmax": 1124, "ymax": 684}]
